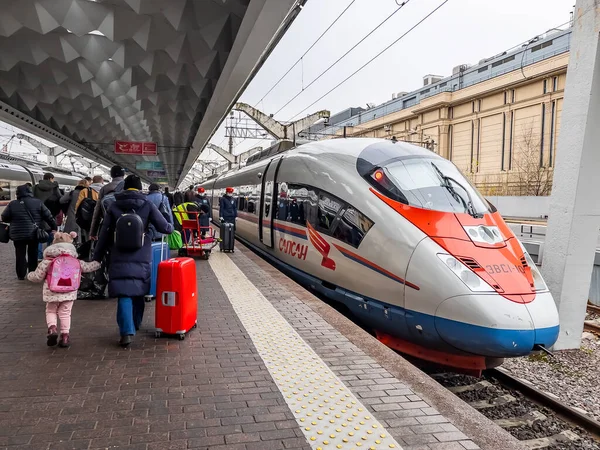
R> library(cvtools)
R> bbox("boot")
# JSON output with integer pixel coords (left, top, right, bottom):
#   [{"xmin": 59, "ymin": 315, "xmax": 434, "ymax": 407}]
[
  {"xmin": 47, "ymin": 326, "xmax": 58, "ymax": 347},
  {"xmin": 119, "ymin": 335, "xmax": 132, "ymax": 348},
  {"xmin": 58, "ymin": 333, "xmax": 70, "ymax": 348}
]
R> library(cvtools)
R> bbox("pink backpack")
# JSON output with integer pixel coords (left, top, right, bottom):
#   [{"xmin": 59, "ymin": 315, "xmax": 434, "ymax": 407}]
[{"xmin": 46, "ymin": 255, "xmax": 81, "ymax": 293}]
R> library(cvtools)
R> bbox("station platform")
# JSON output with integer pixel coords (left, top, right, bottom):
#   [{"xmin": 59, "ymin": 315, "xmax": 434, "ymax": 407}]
[{"xmin": 0, "ymin": 242, "xmax": 522, "ymax": 450}]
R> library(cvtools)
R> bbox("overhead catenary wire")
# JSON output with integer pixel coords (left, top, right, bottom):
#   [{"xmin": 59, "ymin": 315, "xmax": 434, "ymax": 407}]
[
  {"xmin": 287, "ymin": 0, "xmax": 451, "ymax": 122},
  {"xmin": 254, "ymin": 0, "xmax": 358, "ymax": 107},
  {"xmin": 272, "ymin": 0, "xmax": 413, "ymax": 117}
]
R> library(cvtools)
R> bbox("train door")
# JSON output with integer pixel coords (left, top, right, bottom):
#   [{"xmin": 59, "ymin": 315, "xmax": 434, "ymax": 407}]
[{"xmin": 259, "ymin": 157, "xmax": 282, "ymax": 248}]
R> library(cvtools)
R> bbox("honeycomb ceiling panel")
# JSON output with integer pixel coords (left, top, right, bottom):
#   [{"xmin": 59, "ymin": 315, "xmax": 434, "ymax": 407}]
[{"xmin": 0, "ymin": 0, "xmax": 264, "ymax": 186}]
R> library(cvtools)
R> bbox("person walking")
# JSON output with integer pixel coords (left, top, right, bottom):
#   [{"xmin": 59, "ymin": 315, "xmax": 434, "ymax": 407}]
[
  {"xmin": 75, "ymin": 175, "xmax": 104, "ymax": 243},
  {"xmin": 1, "ymin": 184, "xmax": 57, "ymax": 280},
  {"xmin": 173, "ymin": 190, "xmax": 184, "ymax": 206},
  {"xmin": 34, "ymin": 173, "xmax": 62, "ymax": 257},
  {"xmin": 146, "ymin": 183, "xmax": 174, "ymax": 241},
  {"xmin": 60, "ymin": 179, "xmax": 88, "ymax": 236},
  {"xmin": 196, "ymin": 187, "xmax": 211, "ymax": 238},
  {"xmin": 184, "ymin": 185, "xmax": 196, "ymax": 203},
  {"xmin": 89, "ymin": 166, "xmax": 125, "ymax": 240},
  {"xmin": 93, "ymin": 175, "xmax": 173, "ymax": 348},
  {"xmin": 27, "ymin": 231, "xmax": 100, "ymax": 348}
]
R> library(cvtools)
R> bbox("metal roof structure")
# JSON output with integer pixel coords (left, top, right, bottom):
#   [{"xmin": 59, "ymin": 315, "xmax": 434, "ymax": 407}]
[{"xmin": 0, "ymin": 0, "xmax": 304, "ymax": 186}]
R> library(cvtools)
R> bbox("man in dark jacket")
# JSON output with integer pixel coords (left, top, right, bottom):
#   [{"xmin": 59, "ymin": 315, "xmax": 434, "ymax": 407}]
[
  {"xmin": 183, "ymin": 185, "xmax": 196, "ymax": 203},
  {"xmin": 89, "ymin": 165, "xmax": 125, "ymax": 239},
  {"xmin": 1, "ymin": 184, "xmax": 57, "ymax": 279},
  {"xmin": 93, "ymin": 175, "xmax": 173, "ymax": 348},
  {"xmin": 164, "ymin": 187, "xmax": 174, "ymax": 209},
  {"xmin": 34, "ymin": 172, "xmax": 61, "ymax": 256},
  {"xmin": 173, "ymin": 190, "xmax": 184, "ymax": 206},
  {"xmin": 219, "ymin": 187, "xmax": 237, "ymax": 225}
]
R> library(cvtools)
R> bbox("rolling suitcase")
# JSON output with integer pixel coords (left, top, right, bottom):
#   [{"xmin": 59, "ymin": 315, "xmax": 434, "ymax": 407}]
[
  {"xmin": 155, "ymin": 257, "xmax": 197, "ymax": 340},
  {"xmin": 220, "ymin": 222, "xmax": 235, "ymax": 253},
  {"xmin": 147, "ymin": 237, "xmax": 169, "ymax": 302}
]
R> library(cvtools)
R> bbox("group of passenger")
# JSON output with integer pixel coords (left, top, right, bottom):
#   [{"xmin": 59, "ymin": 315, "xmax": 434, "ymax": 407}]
[
  {"xmin": 1, "ymin": 166, "xmax": 173, "ymax": 348},
  {"xmin": 0, "ymin": 167, "xmax": 241, "ymax": 349}
]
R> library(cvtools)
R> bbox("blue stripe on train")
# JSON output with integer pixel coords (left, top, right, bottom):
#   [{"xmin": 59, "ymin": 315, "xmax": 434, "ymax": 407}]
[{"xmin": 236, "ymin": 234, "xmax": 559, "ymax": 358}]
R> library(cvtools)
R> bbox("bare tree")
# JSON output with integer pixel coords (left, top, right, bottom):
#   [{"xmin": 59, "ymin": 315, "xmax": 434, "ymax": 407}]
[{"xmin": 513, "ymin": 124, "xmax": 554, "ymax": 196}]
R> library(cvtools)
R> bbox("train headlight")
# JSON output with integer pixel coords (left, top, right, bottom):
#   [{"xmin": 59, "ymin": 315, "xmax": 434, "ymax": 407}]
[
  {"xmin": 518, "ymin": 241, "xmax": 548, "ymax": 292},
  {"xmin": 437, "ymin": 253, "xmax": 494, "ymax": 292}
]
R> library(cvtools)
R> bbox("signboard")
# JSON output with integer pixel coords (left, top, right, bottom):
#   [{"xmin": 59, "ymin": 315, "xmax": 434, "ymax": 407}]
[
  {"xmin": 136, "ymin": 161, "xmax": 163, "ymax": 170},
  {"xmin": 147, "ymin": 170, "xmax": 166, "ymax": 177},
  {"xmin": 155, "ymin": 177, "xmax": 169, "ymax": 183},
  {"xmin": 115, "ymin": 141, "xmax": 157, "ymax": 156}
]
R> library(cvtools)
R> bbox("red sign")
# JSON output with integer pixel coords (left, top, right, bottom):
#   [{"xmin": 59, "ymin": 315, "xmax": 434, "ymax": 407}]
[{"xmin": 114, "ymin": 141, "xmax": 157, "ymax": 156}]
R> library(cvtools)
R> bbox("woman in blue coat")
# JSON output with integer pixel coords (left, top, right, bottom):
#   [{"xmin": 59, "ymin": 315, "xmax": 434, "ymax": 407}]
[{"xmin": 93, "ymin": 175, "xmax": 173, "ymax": 347}]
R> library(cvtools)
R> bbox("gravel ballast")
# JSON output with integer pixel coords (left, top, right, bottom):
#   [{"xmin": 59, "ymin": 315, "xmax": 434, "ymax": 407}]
[{"xmin": 502, "ymin": 333, "xmax": 600, "ymax": 422}]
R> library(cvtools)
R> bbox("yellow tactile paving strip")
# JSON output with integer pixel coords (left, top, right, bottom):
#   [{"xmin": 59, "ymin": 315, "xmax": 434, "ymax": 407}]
[{"xmin": 209, "ymin": 252, "xmax": 402, "ymax": 450}]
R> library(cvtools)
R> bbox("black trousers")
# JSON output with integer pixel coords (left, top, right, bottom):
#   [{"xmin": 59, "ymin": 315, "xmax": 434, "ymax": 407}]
[{"xmin": 14, "ymin": 240, "xmax": 39, "ymax": 279}]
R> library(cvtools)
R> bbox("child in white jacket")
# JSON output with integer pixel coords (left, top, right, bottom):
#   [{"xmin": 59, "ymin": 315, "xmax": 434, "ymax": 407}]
[{"xmin": 27, "ymin": 231, "xmax": 100, "ymax": 347}]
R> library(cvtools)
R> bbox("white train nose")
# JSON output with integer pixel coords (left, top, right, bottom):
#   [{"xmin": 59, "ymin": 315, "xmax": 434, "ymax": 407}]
[{"xmin": 434, "ymin": 293, "xmax": 538, "ymax": 358}]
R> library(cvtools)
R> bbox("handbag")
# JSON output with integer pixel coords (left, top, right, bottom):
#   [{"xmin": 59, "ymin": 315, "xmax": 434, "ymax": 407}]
[
  {"xmin": 23, "ymin": 201, "xmax": 49, "ymax": 243},
  {"xmin": 168, "ymin": 230, "xmax": 183, "ymax": 250},
  {"xmin": 0, "ymin": 223, "xmax": 9, "ymax": 243}
]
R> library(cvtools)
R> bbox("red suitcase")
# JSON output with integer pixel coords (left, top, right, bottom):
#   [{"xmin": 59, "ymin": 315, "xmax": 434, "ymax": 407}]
[{"xmin": 155, "ymin": 257, "xmax": 197, "ymax": 340}]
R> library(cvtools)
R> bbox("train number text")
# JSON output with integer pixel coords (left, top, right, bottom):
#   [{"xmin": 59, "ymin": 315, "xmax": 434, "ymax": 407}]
[{"xmin": 485, "ymin": 264, "xmax": 526, "ymax": 275}]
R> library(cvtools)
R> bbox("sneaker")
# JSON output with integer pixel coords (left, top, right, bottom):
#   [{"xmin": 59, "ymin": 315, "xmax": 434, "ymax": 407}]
[
  {"xmin": 119, "ymin": 335, "xmax": 132, "ymax": 348},
  {"xmin": 58, "ymin": 333, "xmax": 70, "ymax": 348},
  {"xmin": 47, "ymin": 326, "xmax": 58, "ymax": 347}
]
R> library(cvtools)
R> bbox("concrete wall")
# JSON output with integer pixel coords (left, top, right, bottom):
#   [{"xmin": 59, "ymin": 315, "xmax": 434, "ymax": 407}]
[{"xmin": 487, "ymin": 195, "xmax": 550, "ymax": 218}]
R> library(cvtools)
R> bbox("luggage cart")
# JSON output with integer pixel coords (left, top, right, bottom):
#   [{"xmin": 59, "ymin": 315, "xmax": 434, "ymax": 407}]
[{"xmin": 175, "ymin": 210, "xmax": 220, "ymax": 260}]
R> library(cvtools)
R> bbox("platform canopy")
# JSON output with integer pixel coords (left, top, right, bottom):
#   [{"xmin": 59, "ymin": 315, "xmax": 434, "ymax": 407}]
[{"xmin": 0, "ymin": 0, "xmax": 303, "ymax": 186}]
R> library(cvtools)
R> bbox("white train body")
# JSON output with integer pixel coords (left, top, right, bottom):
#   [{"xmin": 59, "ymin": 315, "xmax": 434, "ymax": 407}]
[{"xmin": 200, "ymin": 138, "xmax": 559, "ymax": 371}]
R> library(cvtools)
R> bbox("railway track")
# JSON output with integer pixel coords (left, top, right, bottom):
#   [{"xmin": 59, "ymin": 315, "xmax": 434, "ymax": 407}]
[
  {"xmin": 428, "ymin": 368, "xmax": 600, "ymax": 449},
  {"xmin": 585, "ymin": 304, "xmax": 600, "ymax": 334}
]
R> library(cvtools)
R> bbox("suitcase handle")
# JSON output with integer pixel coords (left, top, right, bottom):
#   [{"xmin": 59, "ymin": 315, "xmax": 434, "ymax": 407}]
[{"xmin": 161, "ymin": 291, "xmax": 176, "ymax": 307}]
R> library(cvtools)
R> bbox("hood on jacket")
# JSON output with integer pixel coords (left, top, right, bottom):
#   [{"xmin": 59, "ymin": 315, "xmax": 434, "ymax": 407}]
[
  {"xmin": 16, "ymin": 184, "xmax": 33, "ymax": 199},
  {"xmin": 43, "ymin": 242, "xmax": 78, "ymax": 259},
  {"xmin": 114, "ymin": 190, "xmax": 148, "ymax": 212},
  {"xmin": 89, "ymin": 183, "xmax": 103, "ymax": 193},
  {"xmin": 36, "ymin": 179, "xmax": 58, "ymax": 192}
]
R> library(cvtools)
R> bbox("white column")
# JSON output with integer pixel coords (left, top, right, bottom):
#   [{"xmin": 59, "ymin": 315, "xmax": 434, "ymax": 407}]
[{"xmin": 542, "ymin": 0, "xmax": 600, "ymax": 350}]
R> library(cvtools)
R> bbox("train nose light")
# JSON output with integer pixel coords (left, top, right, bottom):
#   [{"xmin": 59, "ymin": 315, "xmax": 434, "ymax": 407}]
[
  {"xmin": 373, "ymin": 170, "xmax": 384, "ymax": 181},
  {"xmin": 517, "ymin": 241, "xmax": 548, "ymax": 292},
  {"xmin": 437, "ymin": 253, "xmax": 494, "ymax": 292},
  {"xmin": 463, "ymin": 226, "xmax": 503, "ymax": 244}
]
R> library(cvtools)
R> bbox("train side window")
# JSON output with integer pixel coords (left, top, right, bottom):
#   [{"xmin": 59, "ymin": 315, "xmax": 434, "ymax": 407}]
[
  {"xmin": 332, "ymin": 207, "xmax": 374, "ymax": 248},
  {"xmin": 0, "ymin": 180, "xmax": 12, "ymax": 201},
  {"xmin": 317, "ymin": 192, "xmax": 342, "ymax": 232},
  {"xmin": 284, "ymin": 183, "xmax": 317, "ymax": 226}
]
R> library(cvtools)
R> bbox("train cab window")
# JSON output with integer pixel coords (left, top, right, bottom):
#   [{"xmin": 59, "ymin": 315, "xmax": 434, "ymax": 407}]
[
  {"xmin": 372, "ymin": 158, "xmax": 489, "ymax": 217},
  {"xmin": 317, "ymin": 192, "xmax": 342, "ymax": 232},
  {"xmin": 332, "ymin": 207, "xmax": 373, "ymax": 248}
]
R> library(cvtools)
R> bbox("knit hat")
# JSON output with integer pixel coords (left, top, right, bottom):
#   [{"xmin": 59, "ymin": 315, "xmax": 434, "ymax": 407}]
[
  {"xmin": 110, "ymin": 165, "xmax": 125, "ymax": 178},
  {"xmin": 124, "ymin": 174, "xmax": 143, "ymax": 191}
]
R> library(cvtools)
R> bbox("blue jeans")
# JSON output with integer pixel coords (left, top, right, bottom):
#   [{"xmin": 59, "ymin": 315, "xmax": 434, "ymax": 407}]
[
  {"xmin": 117, "ymin": 297, "xmax": 145, "ymax": 336},
  {"xmin": 38, "ymin": 232, "xmax": 54, "ymax": 259}
]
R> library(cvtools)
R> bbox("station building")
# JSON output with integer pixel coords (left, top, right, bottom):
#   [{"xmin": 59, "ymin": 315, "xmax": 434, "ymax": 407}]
[{"xmin": 307, "ymin": 28, "xmax": 571, "ymax": 196}]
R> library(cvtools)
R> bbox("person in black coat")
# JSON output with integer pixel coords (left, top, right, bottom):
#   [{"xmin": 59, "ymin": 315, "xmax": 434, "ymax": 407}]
[
  {"xmin": 219, "ymin": 187, "xmax": 237, "ymax": 224},
  {"xmin": 1, "ymin": 184, "xmax": 57, "ymax": 280},
  {"xmin": 93, "ymin": 175, "xmax": 173, "ymax": 348}
]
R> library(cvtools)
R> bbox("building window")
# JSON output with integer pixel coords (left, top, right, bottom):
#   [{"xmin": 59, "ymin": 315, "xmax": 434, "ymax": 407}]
[
  {"xmin": 540, "ymin": 103, "xmax": 546, "ymax": 167},
  {"xmin": 531, "ymin": 40, "xmax": 553, "ymax": 52},
  {"xmin": 511, "ymin": 89, "xmax": 515, "ymax": 103},
  {"xmin": 553, "ymin": 76, "xmax": 558, "ymax": 91},
  {"xmin": 439, "ymin": 82, "xmax": 447, "ymax": 88},
  {"xmin": 470, "ymin": 121, "xmax": 475, "ymax": 173},
  {"xmin": 448, "ymin": 106, "xmax": 453, "ymax": 119},
  {"xmin": 478, "ymin": 66, "xmax": 488, "ymax": 73},
  {"xmin": 543, "ymin": 79, "xmax": 547, "ymax": 94},
  {"xmin": 420, "ymin": 88, "xmax": 430, "ymax": 95},
  {"xmin": 448, "ymin": 125, "xmax": 453, "ymax": 160},
  {"xmin": 491, "ymin": 55, "xmax": 516, "ymax": 68},
  {"xmin": 509, "ymin": 111, "xmax": 514, "ymax": 170},
  {"xmin": 501, "ymin": 113, "xmax": 506, "ymax": 171},
  {"xmin": 472, "ymin": 101, "xmax": 475, "ymax": 113},
  {"xmin": 549, "ymin": 101, "xmax": 556, "ymax": 167},
  {"xmin": 477, "ymin": 99, "xmax": 482, "ymax": 112},
  {"xmin": 504, "ymin": 91, "xmax": 507, "ymax": 104}
]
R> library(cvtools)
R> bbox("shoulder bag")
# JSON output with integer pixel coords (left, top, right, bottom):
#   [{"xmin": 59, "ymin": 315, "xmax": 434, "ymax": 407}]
[
  {"xmin": 23, "ymin": 201, "xmax": 49, "ymax": 243},
  {"xmin": 0, "ymin": 223, "xmax": 9, "ymax": 243}
]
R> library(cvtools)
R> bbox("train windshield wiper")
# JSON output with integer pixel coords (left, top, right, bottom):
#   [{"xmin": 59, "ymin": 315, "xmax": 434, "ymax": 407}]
[{"xmin": 430, "ymin": 163, "xmax": 482, "ymax": 218}]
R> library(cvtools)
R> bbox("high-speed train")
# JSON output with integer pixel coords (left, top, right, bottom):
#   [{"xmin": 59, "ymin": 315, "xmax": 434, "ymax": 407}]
[
  {"xmin": 0, "ymin": 160, "xmax": 83, "ymax": 213},
  {"xmin": 199, "ymin": 138, "xmax": 559, "ymax": 373}
]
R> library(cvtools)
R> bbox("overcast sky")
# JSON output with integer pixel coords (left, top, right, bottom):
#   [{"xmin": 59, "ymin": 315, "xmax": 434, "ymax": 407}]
[
  {"xmin": 0, "ymin": 0, "xmax": 574, "ymax": 175},
  {"xmin": 201, "ymin": 0, "xmax": 573, "ymax": 162}
]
